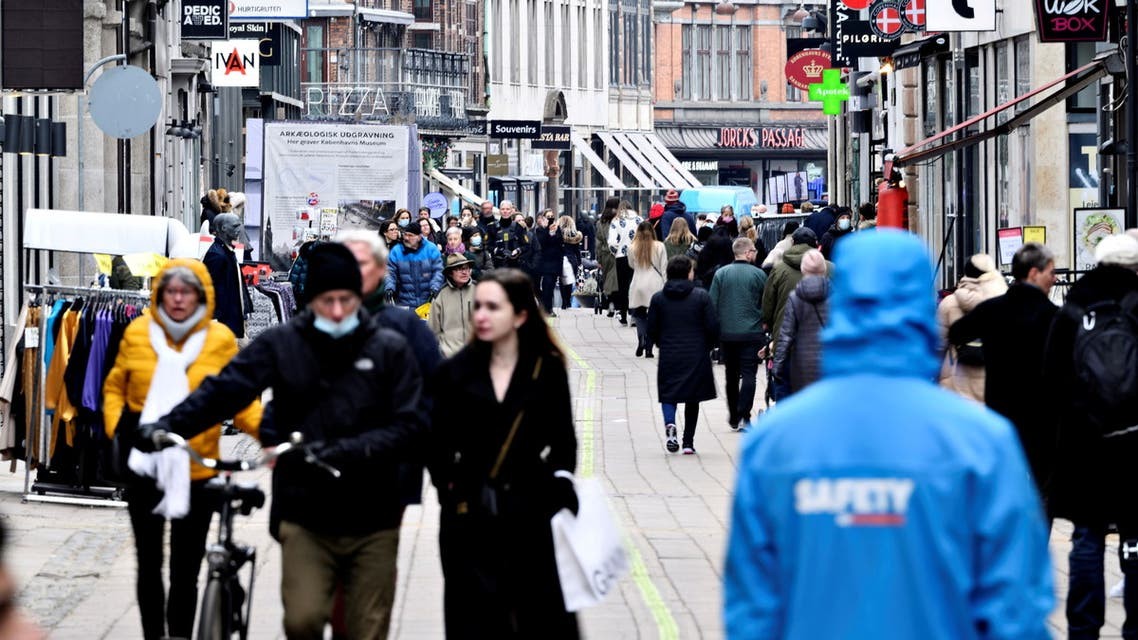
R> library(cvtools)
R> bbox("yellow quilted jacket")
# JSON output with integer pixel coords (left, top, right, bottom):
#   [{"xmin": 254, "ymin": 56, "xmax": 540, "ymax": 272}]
[{"xmin": 103, "ymin": 259, "xmax": 261, "ymax": 480}]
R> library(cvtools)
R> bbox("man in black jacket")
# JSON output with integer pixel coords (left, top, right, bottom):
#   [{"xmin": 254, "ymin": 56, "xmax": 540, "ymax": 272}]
[
  {"xmin": 139, "ymin": 243, "xmax": 425, "ymax": 639},
  {"xmin": 202, "ymin": 213, "xmax": 251, "ymax": 338},
  {"xmin": 948, "ymin": 242, "xmax": 1057, "ymax": 494}
]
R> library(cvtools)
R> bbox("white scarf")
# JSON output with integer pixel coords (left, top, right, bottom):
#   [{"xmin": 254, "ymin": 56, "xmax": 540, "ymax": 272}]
[{"xmin": 127, "ymin": 318, "xmax": 208, "ymax": 519}]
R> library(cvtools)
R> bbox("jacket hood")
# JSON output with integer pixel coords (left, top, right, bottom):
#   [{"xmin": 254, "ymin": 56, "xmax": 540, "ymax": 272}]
[
  {"xmin": 782, "ymin": 243, "xmax": 810, "ymax": 270},
  {"xmin": 149, "ymin": 258, "xmax": 216, "ymax": 337},
  {"xmin": 953, "ymin": 271, "xmax": 1008, "ymax": 313},
  {"xmin": 664, "ymin": 201, "xmax": 687, "ymax": 214},
  {"xmin": 663, "ymin": 279, "xmax": 696, "ymax": 299},
  {"xmin": 564, "ymin": 231, "xmax": 582, "ymax": 245},
  {"xmin": 795, "ymin": 274, "xmax": 830, "ymax": 304},
  {"xmin": 822, "ymin": 230, "xmax": 938, "ymax": 379}
]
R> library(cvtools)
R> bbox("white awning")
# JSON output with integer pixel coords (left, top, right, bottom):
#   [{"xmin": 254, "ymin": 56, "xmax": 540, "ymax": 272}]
[
  {"xmin": 428, "ymin": 168, "xmax": 485, "ymax": 206},
  {"xmin": 595, "ymin": 131, "xmax": 658, "ymax": 189},
  {"xmin": 644, "ymin": 133, "xmax": 702, "ymax": 188},
  {"xmin": 610, "ymin": 132, "xmax": 673, "ymax": 188},
  {"xmin": 571, "ymin": 135, "xmax": 627, "ymax": 190},
  {"xmin": 625, "ymin": 132, "xmax": 700, "ymax": 189}
]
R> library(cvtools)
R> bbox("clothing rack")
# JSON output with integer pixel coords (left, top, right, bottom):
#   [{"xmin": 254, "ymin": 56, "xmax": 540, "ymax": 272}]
[{"xmin": 22, "ymin": 283, "xmax": 151, "ymax": 508}]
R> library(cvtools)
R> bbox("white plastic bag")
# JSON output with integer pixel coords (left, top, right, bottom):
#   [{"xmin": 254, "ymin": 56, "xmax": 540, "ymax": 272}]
[{"xmin": 550, "ymin": 476, "xmax": 630, "ymax": 611}]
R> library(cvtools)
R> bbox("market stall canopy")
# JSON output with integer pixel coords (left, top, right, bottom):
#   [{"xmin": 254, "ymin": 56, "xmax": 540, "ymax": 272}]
[
  {"xmin": 428, "ymin": 168, "xmax": 485, "ymax": 205},
  {"xmin": 24, "ymin": 209, "xmax": 196, "ymax": 257}
]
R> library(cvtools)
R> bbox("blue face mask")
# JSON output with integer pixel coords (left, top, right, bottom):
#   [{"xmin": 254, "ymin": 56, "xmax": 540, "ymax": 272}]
[
  {"xmin": 838, "ymin": 218, "xmax": 851, "ymax": 231},
  {"xmin": 398, "ymin": 218, "xmax": 410, "ymax": 228},
  {"xmin": 313, "ymin": 310, "xmax": 360, "ymax": 339},
  {"xmin": 472, "ymin": 236, "xmax": 483, "ymax": 247}
]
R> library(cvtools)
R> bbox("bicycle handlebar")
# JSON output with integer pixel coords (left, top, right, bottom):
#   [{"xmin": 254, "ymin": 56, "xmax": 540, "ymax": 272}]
[{"xmin": 154, "ymin": 432, "xmax": 340, "ymax": 478}]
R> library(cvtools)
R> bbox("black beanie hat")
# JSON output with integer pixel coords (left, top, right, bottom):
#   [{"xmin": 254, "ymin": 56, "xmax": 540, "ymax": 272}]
[
  {"xmin": 304, "ymin": 243, "xmax": 362, "ymax": 302},
  {"xmin": 791, "ymin": 227, "xmax": 818, "ymax": 247}
]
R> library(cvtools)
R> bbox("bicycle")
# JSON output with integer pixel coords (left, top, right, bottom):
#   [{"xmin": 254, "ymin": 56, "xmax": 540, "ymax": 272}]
[{"xmin": 152, "ymin": 431, "xmax": 340, "ymax": 640}]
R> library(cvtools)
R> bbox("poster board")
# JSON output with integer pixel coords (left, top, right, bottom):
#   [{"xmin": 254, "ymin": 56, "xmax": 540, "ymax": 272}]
[
  {"xmin": 262, "ymin": 122, "xmax": 410, "ymax": 270},
  {"xmin": 996, "ymin": 227, "xmax": 1023, "ymax": 266},
  {"xmin": 1023, "ymin": 226, "xmax": 1047, "ymax": 246},
  {"xmin": 1072, "ymin": 208, "xmax": 1125, "ymax": 272}
]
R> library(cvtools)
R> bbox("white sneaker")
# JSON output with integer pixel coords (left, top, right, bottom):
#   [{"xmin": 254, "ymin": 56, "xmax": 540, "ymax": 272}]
[
  {"xmin": 1111, "ymin": 577, "xmax": 1125, "ymax": 598},
  {"xmin": 665, "ymin": 424, "xmax": 679, "ymax": 453}
]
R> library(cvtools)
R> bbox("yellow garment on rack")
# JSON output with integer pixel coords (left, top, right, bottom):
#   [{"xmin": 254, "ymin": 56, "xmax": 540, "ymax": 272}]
[
  {"xmin": 21, "ymin": 306, "xmax": 41, "ymax": 465},
  {"xmin": 43, "ymin": 309, "xmax": 80, "ymax": 454}
]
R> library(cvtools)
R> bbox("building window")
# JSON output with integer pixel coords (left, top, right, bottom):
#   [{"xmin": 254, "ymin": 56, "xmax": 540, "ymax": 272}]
[
  {"xmin": 596, "ymin": 7, "xmax": 604, "ymax": 89},
  {"xmin": 529, "ymin": 0, "xmax": 538, "ymax": 85},
  {"xmin": 924, "ymin": 60, "xmax": 938, "ymax": 136},
  {"xmin": 735, "ymin": 27, "xmax": 751, "ymax": 100},
  {"xmin": 305, "ymin": 24, "xmax": 324, "ymax": 83},
  {"xmin": 695, "ymin": 25, "xmax": 711, "ymax": 100},
  {"xmin": 1015, "ymin": 37, "xmax": 1031, "ymax": 112},
  {"xmin": 413, "ymin": 0, "xmax": 431, "ymax": 20},
  {"xmin": 610, "ymin": 1, "xmax": 619, "ymax": 86},
  {"xmin": 642, "ymin": 12, "xmax": 652, "ymax": 86},
  {"xmin": 715, "ymin": 26, "xmax": 730, "ymax": 99},
  {"xmin": 681, "ymin": 24, "xmax": 692, "ymax": 99},
  {"xmin": 1067, "ymin": 41, "xmax": 1097, "ymax": 111},
  {"xmin": 562, "ymin": 4, "xmax": 571, "ymax": 87},
  {"xmin": 413, "ymin": 33, "xmax": 432, "ymax": 49},
  {"xmin": 510, "ymin": 0, "xmax": 520, "ymax": 82},
  {"xmin": 579, "ymin": 6, "xmax": 588, "ymax": 88},
  {"xmin": 545, "ymin": 1, "xmax": 555, "ymax": 86},
  {"xmin": 490, "ymin": 0, "xmax": 501, "ymax": 82}
]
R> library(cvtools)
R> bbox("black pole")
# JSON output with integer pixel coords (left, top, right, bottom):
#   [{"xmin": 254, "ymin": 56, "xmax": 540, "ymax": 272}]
[{"xmin": 1128, "ymin": 0, "xmax": 1137, "ymax": 227}]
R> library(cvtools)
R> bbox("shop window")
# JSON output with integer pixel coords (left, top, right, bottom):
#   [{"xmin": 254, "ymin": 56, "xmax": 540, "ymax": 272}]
[
  {"xmin": 923, "ymin": 62, "xmax": 938, "ymax": 136},
  {"xmin": 1066, "ymin": 41, "xmax": 1097, "ymax": 112},
  {"xmin": 1015, "ymin": 37, "xmax": 1031, "ymax": 112}
]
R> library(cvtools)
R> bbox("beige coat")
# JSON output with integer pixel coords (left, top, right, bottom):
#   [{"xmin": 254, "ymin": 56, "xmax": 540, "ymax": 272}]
[
  {"xmin": 428, "ymin": 280, "xmax": 475, "ymax": 357},
  {"xmin": 937, "ymin": 271, "xmax": 1008, "ymax": 401},
  {"xmin": 628, "ymin": 242, "xmax": 668, "ymax": 309}
]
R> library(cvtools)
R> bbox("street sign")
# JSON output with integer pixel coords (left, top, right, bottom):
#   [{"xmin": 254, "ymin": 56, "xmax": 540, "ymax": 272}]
[
  {"xmin": 926, "ymin": 0, "xmax": 996, "ymax": 31},
  {"xmin": 423, "ymin": 192, "xmax": 449, "ymax": 217},
  {"xmin": 229, "ymin": 0, "xmax": 307, "ymax": 20},
  {"xmin": 181, "ymin": 0, "xmax": 227, "ymax": 39},
  {"xmin": 211, "ymin": 40, "xmax": 260, "ymax": 87},
  {"xmin": 531, "ymin": 125, "xmax": 571, "ymax": 149},
  {"xmin": 489, "ymin": 120, "xmax": 542, "ymax": 139},
  {"xmin": 808, "ymin": 69, "xmax": 850, "ymax": 116}
]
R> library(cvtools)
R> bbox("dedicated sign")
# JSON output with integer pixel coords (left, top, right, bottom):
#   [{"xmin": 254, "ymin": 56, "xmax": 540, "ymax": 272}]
[
  {"xmin": 1034, "ymin": 0, "xmax": 1110, "ymax": 42},
  {"xmin": 531, "ymin": 125, "xmax": 571, "ymax": 149},
  {"xmin": 786, "ymin": 49, "xmax": 831, "ymax": 92},
  {"xmin": 926, "ymin": 0, "xmax": 996, "ymax": 31},
  {"xmin": 228, "ymin": 0, "xmax": 307, "ymax": 20},
  {"xmin": 489, "ymin": 120, "xmax": 542, "ymax": 139},
  {"xmin": 211, "ymin": 40, "xmax": 260, "ymax": 87},
  {"xmin": 182, "ymin": 0, "xmax": 227, "ymax": 39}
]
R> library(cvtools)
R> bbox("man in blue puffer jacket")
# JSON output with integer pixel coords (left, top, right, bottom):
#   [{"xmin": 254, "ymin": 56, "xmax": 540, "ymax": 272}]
[
  {"xmin": 724, "ymin": 230, "xmax": 1053, "ymax": 640},
  {"xmin": 385, "ymin": 225, "xmax": 444, "ymax": 308}
]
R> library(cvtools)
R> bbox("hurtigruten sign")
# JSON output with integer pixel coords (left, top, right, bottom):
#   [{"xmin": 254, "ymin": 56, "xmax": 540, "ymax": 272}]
[{"xmin": 716, "ymin": 127, "xmax": 810, "ymax": 149}]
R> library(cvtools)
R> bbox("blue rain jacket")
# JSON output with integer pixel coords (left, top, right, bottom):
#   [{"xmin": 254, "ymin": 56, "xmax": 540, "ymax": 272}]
[{"xmin": 724, "ymin": 230, "xmax": 1053, "ymax": 640}]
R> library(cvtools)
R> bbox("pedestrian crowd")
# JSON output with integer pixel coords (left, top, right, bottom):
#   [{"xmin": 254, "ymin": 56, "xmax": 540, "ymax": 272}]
[{"xmin": 92, "ymin": 184, "xmax": 1138, "ymax": 640}]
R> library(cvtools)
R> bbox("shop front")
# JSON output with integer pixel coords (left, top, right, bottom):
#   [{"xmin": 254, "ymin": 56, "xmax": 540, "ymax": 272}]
[{"xmin": 656, "ymin": 124, "xmax": 828, "ymax": 208}]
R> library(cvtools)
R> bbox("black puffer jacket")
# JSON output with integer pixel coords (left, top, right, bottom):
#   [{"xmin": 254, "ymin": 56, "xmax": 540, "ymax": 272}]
[
  {"xmin": 695, "ymin": 227, "xmax": 735, "ymax": 288},
  {"xmin": 534, "ymin": 226, "xmax": 565, "ymax": 276},
  {"xmin": 1045, "ymin": 265, "xmax": 1138, "ymax": 523},
  {"xmin": 162, "ymin": 310, "xmax": 426, "ymax": 537},
  {"xmin": 646, "ymin": 279, "xmax": 719, "ymax": 403},
  {"xmin": 773, "ymin": 275, "xmax": 830, "ymax": 395}
]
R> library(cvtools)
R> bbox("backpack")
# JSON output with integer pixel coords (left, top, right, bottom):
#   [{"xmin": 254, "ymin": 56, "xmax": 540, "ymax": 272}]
[{"xmin": 1068, "ymin": 291, "xmax": 1138, "ymax": 437}]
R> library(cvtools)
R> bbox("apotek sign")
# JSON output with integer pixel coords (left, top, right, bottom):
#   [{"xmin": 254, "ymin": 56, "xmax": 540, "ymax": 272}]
[
  {"xmin": 715, "ymin": 127, "xmax": 811, "ymax": 149},
  {"xmin": 1034, "ymin": 0, "xmax": 1109, "ymax": 42},
  {"xmin": 182, "ymin": 0, "xmax": 227, "ymax": 39}
]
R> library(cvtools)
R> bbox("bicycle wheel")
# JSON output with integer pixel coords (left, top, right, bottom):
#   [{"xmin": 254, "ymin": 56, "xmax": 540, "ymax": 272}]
[{"xmin": 197, "ymin": 579, "xmax": 225, "ymax": 640}]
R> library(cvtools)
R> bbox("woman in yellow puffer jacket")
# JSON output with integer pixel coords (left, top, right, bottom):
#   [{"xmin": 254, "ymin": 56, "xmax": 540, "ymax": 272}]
[{"xmin": 103, "ymin": 259, "xmax": 261, "ymax": 640}]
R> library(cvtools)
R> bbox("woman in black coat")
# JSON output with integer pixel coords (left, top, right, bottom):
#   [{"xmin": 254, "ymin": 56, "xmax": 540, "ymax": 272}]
[
  {"xmin": 533, "ymin": 210, "xmax": 566, "ymax": 315},
  {"xmin": 696, "ymin": 218, "xmax": 738, "ymax": 289},
  {"xmin": 430, "ymin": 268, "xmax": 580, "ymax": 639},
  {"xmin": 647, "ymin": 256, "xmax": 719, "ymax": 454}
]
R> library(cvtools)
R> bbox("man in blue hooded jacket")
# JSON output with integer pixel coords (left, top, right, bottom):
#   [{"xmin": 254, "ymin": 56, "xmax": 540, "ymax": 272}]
[{"xmin": 724, "ymin": 230, "xmax": 1053, "ymax": 640}]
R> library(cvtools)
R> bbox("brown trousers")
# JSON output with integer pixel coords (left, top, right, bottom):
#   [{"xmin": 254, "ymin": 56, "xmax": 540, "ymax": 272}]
[{"xmin": 278, "ymin": 521, "xmax": 399, "ymax": 639}]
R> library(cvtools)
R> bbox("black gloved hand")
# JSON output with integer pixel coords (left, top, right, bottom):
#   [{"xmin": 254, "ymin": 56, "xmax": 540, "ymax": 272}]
[
  {"xmin": 134, "ymin": 421, "xmax": 170, "ymax": 453},
  {"xmin": 553, "ymin": 476, "xmax": 579, "ymax": 516}
]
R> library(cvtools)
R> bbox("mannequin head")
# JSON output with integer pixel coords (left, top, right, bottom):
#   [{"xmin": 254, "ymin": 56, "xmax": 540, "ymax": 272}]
[{"xmin": 213, "ymin": 213, "xmax": 242, "ymax": 247}]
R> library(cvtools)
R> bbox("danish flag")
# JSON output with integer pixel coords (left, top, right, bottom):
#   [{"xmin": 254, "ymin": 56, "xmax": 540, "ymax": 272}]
[
  {"xmin": 904, "ymin": 0, "xmax": 926, "ymax": 27},
  {"xmin": 874, "ymin": 5, "xmax": 903, "ymax": 35}
]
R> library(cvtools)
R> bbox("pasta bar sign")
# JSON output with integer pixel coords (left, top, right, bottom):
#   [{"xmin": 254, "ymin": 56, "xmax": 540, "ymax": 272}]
[{"xmin": 716, "ymin": 127, "xmax": 808, "ymax": 149}]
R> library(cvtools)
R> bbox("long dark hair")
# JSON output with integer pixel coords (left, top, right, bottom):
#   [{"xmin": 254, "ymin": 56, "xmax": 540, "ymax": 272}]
[
  {"xmin": 476, "ymin": 269, "xmax": 564, "ymax": 360},
  {"xmin": 600, "ymin": 197, "xmax": 620, "ymax": 224}
]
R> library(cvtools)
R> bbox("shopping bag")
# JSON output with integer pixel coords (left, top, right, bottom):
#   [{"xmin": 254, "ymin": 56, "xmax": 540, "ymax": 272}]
[{"xmin": 550, "ymin": 476, "xmax": 630, "ymax": 611}]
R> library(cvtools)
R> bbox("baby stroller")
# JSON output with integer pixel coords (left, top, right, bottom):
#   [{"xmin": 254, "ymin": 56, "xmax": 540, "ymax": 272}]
[{"xmin": 576, "ymin": 255, "xmax": 604, "ymax": 314}]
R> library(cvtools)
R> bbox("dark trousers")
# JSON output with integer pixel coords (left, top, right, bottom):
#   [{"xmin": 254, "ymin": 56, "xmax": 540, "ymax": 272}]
[
  {"xmin": 614, "ymin": 257, "xmax": 633, "ymax": 319},
  {"xmin": 721, "ymin": 340, "xmax": 762, "ymax": 425},
  {"xmin": 1068, "ymin": 522, "xmax": 1138, "ymax": 640},
  {"xmin": 128, "ymin": 480, "xmax": 216, "ymax": 640},
  {"xmin": 539, "ymin": 274, "xmax": 558, "ymax": 314},
  {"xmin": 631, "ymin": 307, "xmax": 652, "ymax": 352},
  {"xmin": 661, "ymin": 403, "xmax": 700, "ymax": 448}
]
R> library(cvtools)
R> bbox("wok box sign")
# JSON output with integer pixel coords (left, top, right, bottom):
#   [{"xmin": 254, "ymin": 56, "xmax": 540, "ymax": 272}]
[{"xmin": 1034, "ymin": 0, "xmax": 1110, "ymax": 42}]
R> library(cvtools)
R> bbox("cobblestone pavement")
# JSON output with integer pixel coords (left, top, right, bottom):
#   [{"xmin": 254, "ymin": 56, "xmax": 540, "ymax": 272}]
[{"xmin": 0, "ymin": 308, "xmax": 1124, "ymax": 638}]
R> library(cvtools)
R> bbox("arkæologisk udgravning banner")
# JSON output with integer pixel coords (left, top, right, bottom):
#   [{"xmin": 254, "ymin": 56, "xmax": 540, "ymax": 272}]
[{"xmin": 262, "ymin": 122, "xmax": 409, "ymax": 270}]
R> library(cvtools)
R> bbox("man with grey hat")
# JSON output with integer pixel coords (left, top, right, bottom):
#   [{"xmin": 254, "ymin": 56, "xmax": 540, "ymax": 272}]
[
  {"xmin": 429, "ymin": 253, "xmax": 477, "ymax": 357},
  {"xmin": 137, "ymin": 242, "xmax": 426, "ymax": 639}
]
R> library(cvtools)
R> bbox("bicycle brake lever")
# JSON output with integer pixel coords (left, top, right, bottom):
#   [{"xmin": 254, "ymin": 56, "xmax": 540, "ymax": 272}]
[{"xmin": 304, "ymin": 451, "xmax": 342, "ymax": 479}]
